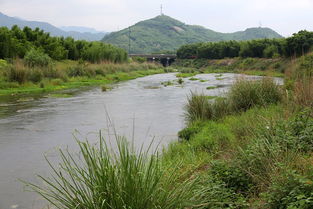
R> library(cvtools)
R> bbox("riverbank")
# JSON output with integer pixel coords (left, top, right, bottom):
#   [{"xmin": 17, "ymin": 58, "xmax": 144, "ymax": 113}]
[
  {"xmin": 20, "ymin": 54, "xmax": 313, "ymax": 208},
  {"xmin": 161, "ymin": 54, "xmax": 313, "ymax": 208},
  {"xmin": 0, "ymin": 59, "xmax": 164, "ymax": 97},
  {"xmin": 172, "ymin": 57, "xmax": 290, "ymax": 78}
]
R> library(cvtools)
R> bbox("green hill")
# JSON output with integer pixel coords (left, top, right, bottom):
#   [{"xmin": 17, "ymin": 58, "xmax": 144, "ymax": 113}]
[{"xmin": 102, "ymin": 15, "xmax": 283, "ymax": 54}]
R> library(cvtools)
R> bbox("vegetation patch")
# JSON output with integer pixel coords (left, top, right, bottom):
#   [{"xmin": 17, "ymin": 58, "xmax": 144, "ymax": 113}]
[
  {"xmin": 48, "ymin": 93, "xmax": 72, "ymax": 98},
  {"xmin": 206, "ymin": 86, "xmax": 217, "ymax": 90},
  {"xmin": 189, "ymin": 77, "xmax": 199, "ymax": 81},
  {"xmin": 161, "ymin": 80, "xmax": 174, "ymax": 87},
  {"xmin": 176, "ymin": 72, "xmax": 197, "ymax": 78}
]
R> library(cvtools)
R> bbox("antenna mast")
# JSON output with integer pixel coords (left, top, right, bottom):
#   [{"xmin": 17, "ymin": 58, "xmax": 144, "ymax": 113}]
[
  {"xmin": 160, "ymin": 4, "xmax": 163, "ymax": 15},
  {"xmin": 128, "ymin": 27, "xmax": 131, "ymax": 54}
]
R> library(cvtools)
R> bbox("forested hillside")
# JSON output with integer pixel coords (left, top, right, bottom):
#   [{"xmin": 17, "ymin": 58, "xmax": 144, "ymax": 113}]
[{"xmin": 102, "ymin": 15, "xmax": 282, "ymax": 53}]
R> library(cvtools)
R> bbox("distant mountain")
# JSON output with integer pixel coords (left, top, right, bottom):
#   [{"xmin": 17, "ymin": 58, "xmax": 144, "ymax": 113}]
[
  {"xmin": 60, "ymin": 26, "xmax": 106, "ymax": 34},
  {"xmin": 0, "ymin": 12, "xmax": 107, "ymax": 41},
  {"xmin": 102, "ymin": 15, "xmax": 283, "ymax": 53}
]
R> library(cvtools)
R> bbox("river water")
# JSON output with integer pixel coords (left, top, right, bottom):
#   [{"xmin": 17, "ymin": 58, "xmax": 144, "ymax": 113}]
[{"xmin": 0, "ymin": 73, "xmax": 281, "ymax": 209}]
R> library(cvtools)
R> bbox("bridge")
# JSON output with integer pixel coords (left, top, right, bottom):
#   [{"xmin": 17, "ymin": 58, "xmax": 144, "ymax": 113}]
[{"xmin": 129, "ymin": 54, "xmax": 176, "ymax": 67}]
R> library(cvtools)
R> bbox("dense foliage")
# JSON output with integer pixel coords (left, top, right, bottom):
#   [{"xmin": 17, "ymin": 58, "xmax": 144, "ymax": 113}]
[
  {"xmin": 177, "ymin": 30, "xmax": 313, "ymax": 59},
  {"xmin": 102, "ymin": 15, "xmax": 282, "ymax": 54},
  {"xmin": 0, "ymin": 25, "xmax": 127, "ymax": 63}
]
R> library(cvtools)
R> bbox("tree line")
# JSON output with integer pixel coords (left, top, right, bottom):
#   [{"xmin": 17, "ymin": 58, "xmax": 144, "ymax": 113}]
[
  {"xmin": 0, "ymin": 25, "xmax": 128, "ymax": 63},
  {"xmin": 177, "ymin": 30, "xmax": 313, "ymax": 59}
]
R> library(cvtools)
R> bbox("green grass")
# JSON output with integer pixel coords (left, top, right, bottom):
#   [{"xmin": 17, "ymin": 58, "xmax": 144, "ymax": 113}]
[
  {"xmin": 176, "ymin": 72, "xmax": 198, "ymax": 78},
  {"xmin": 48, "ymin": 93, "xmax": 73, "ymax": 98},
  {"xmin": 161, "ymin": 80, "xmax": 174, "ymax": 86},
  {"xmin": 184, "ymin": 78, "xmax": 283, "ymax": 123},
  {"xmin": 0, "ymin": 69, "xmax": 164, "ymax": 96},
  {"xmin": 25, "ymin": 134, "xmax": 214, "ymax": 209},
  {"xmin": 206, "ymin": 86, "xmax": 217, "ymax": 90},
  {"xmin": 173, "ymin": 57, "xmax": 289, "ymax": 78}
]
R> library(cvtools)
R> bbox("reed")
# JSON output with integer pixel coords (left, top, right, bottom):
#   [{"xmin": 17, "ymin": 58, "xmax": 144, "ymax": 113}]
[{"xmin": 25, "ymin": 134, "xmax": 210, "ymax": 209}]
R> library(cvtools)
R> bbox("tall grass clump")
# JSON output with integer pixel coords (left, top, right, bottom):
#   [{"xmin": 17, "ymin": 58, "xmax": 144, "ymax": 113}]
[
  {"xmin": 6, "ymin": 59, "xmax": 28, "ymax": 84},
  {"xmin": 184, "ymin": 78, "xmax": 283, "ymax": 123},
  {"xmin": 228, "ymin": 78, "xmax": 283, "ymax": 112},
  {"xmin": 26, "ymin": 134, "xmax": 210, "ymax": 209},
  {"xmin": 184, "ymin": 92, "xmax": 213, "ymax": 122}
]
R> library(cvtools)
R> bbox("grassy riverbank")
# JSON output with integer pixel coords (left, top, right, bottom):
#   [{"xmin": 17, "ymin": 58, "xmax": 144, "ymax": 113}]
[
  {"xmin": 26, "ymin": 53, "xmax": 313, "ymax": 208},
  {"xmin": 172, "ymin": 57, "xmax": 290, "ymax": 78},
  {"xmin": 0, "ymin": 59, "xmax": 163, "ymax": 96},
  {"xmin": 162, "ymin": 54, "xmax": 313, "ymax": 208}
]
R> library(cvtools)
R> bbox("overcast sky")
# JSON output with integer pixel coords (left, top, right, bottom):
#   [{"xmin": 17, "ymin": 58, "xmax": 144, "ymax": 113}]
[{"xmin": 1, "ymin": 0, "xmax": 313, "ymax": 36}]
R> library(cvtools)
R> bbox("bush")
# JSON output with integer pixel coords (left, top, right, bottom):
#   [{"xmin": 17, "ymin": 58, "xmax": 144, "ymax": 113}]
[
  {"xmin": 200, "ymin": 177, "xmax": 249, "ymax": 209},
  {"xmin": 265, "ymin": 169, "xmax": 313, "ymax": 209},
  {"xmin": 131, "ymin": 56, "xmax": 146, "ymax": 63},
  {"xmin": 27, "ymin": 68, "xmax": 43, "ymax": 83},
  {"xmin": 210, "ymin": 160, "xmax": 253, "ymax": 195},
  {"xmin": 24, "ymin": 49, "xmax": 52, "ymax": 67},
  {"xmin": 67, "ymin": 65, "xmax": 95, "ymax": 77},
  {"xmin": 235, "ymin": 110, "xmax": 313, "ymax": 191},
  {"xmin": 266, "ymin": 110, "xmax": 313, "ymax": 153}
]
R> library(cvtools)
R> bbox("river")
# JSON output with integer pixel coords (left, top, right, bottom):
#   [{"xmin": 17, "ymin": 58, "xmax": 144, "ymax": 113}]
[{"xmin": 0, "ymin": 73, "xmax": 281, "ymax": 209}]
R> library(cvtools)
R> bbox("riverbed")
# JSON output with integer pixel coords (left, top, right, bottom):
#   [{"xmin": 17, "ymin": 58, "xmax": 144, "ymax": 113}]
[{"xmin": 0, "ymin": 73, "xmax": 282, "ymax": 209}]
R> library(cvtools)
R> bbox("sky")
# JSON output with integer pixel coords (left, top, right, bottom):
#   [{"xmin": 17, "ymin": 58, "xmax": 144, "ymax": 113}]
[{"xmin": 1, "ymin": 0, "xmax": 313, "ymax": 36}]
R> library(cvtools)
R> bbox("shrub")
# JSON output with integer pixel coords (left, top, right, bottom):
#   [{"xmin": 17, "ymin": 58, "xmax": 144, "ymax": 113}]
[
  {"xmin": 236, "ymin": 110, "xmax": 313, "ymax": 190},
  {"xmin": 199, "ymin": 176, "xmax": 249, "ymax": 209},
  {"xmin": 210, "ymin": 160, "xmax": 253, "ymax": 195},
  {"xmin": 24, "ymin": 49, "xmax": 52, "ymax": 67},
  {"xmin": 25, "ymin": 135, "xmax": 211, "ymax": 209},
  {"xmin": 131, "ymin": 56, "xmax": 146, "ymax": 63},
  {"xmin": 267, "ymin": 110, "xmax": 313, "ymax": 153},
  {"xmin": 67, "ymin": 65, "xmax": 95, "ymax": 77},
  {"xmin": 265, "ymin": 169, "xmax": 313, "ymax": 209},
  {"xmin": 27, "ymin": 68, "xmax": 43, "ymax": 83}
]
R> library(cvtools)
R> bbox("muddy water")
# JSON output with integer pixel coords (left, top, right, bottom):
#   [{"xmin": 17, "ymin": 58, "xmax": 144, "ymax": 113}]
[{"xmin": 0, "ymin": 73, "xmax": 282, "ymax": 209}]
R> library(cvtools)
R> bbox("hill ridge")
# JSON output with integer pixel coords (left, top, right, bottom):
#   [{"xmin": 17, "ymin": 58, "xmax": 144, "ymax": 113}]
[
  {"xmin": 102, "ymin": 15, "xmax": 283, "ymax": 53},
  {"xmin": 0, "ymin": 12, "xmax": 107, "ymax": 41}
]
